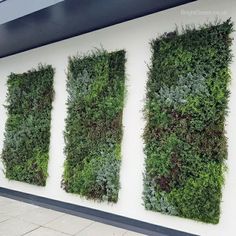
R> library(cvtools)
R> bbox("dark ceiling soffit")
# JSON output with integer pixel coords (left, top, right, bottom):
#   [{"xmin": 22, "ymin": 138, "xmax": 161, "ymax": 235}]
[{"xmin": 0, "ymin": 0, "xmax": 196, "ymax": 59}]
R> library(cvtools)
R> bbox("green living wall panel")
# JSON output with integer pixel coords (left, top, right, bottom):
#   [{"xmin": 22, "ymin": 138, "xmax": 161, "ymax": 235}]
[
  {"xmin": 143, "ymin": 19, "xmax": 233, "ymax": 224},
  {"xmin": 1, "ymin": 65, "xmax": 54, "ymax": 186},
  {"xmin": 63, "ymin": 50, "xmax": 126, "ymax": 202}
]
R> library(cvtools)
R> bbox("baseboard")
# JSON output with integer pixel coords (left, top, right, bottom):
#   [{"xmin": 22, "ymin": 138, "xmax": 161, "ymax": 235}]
[{"xmin": 0, "ymin": 187, "xmax": 197, "ymax": 236}]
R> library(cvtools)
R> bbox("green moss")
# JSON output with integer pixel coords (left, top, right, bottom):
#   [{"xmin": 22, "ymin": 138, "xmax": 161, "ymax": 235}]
[
  {"xmin": 1, "ymin": 65, "xmax": 54, "ymax": 186},
  {"xmin": 143, "ymin": 19, "xmax": 233, "ymax": 223},
  {"xmin": 62, "ymin": 49, "xmax": 126, "ymax": 202}
]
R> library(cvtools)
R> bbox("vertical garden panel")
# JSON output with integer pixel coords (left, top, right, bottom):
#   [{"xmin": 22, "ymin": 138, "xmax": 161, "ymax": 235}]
[
  {"xmin": 1, "ymin": 65, "xmax": 54, "ymax": 186},
  {"xmin": 63, "ymin": 50, "xmax": 126, "ymax": 202},
  {"xmin": 143, "ymin": 19, "xmax": 233, "ymax": 224}
]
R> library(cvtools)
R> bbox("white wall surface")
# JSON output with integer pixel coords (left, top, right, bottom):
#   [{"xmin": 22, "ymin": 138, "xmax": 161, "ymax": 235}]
[{"xmin": 0, "ymin": 0, "xmax": 236, "ymax": 235}]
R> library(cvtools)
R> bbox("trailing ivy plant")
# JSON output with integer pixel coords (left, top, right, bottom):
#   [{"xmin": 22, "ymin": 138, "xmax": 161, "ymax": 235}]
[
  {"xmin": 62, "ymin": 49, "xmax": 126, "ymax": 202},
  {"xmin": 1, "ymin": 65, "xmax": 54, "ymax": 186},
  {"xmin": 143, "ymin": 19, "xmax": 233, "ymax": 224}
]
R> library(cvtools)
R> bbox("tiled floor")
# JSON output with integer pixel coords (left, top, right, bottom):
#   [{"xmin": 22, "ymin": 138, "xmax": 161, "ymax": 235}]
[{"xmin": 0, "ymin": 196, "xmax": 145, "ymax": 236}]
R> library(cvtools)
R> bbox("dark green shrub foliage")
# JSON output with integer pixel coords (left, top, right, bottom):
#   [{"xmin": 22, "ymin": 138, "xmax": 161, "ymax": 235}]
[
  {"xmin": 144, "ymin": 19, "xmax": 233, "ymax": 224},
  {"xmin": 1, "ymin": 65, "xmax": 54, "ymax": 186},
  {"xmin": 63, "ymin": 50, "xmax": 126, "ymax": 202}
]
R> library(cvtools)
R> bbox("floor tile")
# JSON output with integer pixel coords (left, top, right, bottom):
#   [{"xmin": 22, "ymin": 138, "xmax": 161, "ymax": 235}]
[
  {"xmin": 0, "ymin": 197, "xmax": 16, "ymax": 206},
  {"xmin": 16, "ymin": 207, "xmax": 64, "ymax": 226},
  {"xmin": 0, "ymin": 201, "xmax": 38, "ymax": 217},
  {"xmin": 0, "ymin": 214, "xmax": 11, "ymax": 223},
  {"xmin": 24, "ymin": 227, "xmax": 69, "ymax": 236},
  {"xmin": 124, "ymin": 231, "xmax": 147, "ymax": 236},
  {"xmin": 0, "ymin": 218, "xmax": 38, "ymax": 236},
  {"xmin": 76, "ymin": 222, "xmax": 126, "ymax": 236},
  {"xmin": 45, "ymin": 214, "xmax": 93, "ymax": 235}
]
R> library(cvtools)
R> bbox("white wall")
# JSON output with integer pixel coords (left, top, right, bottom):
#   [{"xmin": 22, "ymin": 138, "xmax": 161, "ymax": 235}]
[{"xmin": 0, "ymin": 0, "xmax": 236, "ymax": 235}]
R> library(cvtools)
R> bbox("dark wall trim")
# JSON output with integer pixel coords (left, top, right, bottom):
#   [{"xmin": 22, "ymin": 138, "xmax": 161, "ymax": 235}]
[
  {"xmin": 0, "ymin": 0, "xmax": 196, "ymax": 59},
  {"xmin": 0, "ymin": 187, "xmax": 198, "ymax": 236}
]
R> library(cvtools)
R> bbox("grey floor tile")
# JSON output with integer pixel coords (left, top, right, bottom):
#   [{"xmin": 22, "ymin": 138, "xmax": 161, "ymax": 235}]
[
  {"xmin": 24, "ymin": 227, "xmax": 70, "ymax": 236},
  {"xmin": 124, "ymin": 231, "xmax": 147, "ymax": 236},
  {"xmin": 0, "ymin": 201, "xmax": 38, "ymax": 217},
  {"xmin": 0, "ymin": 214, "xmax": 12, "ymax": 223},
  {"xmin": 0, "ymin": 197, "xmax": 16, "ymax": 206},
  {"xmin": 0, "ymin": 218, "xmax": 38, "ymax": 236},
  {"xmin": 76, "ymin": 222, "xmax": 126, "ymax": 236},
  {"xmin": 16, "ymin": 207, "xmax": 64, "ymax": 226},
  {"xmin": 45, "ymin": 214, "xmax": 93, "ymax": 235}
]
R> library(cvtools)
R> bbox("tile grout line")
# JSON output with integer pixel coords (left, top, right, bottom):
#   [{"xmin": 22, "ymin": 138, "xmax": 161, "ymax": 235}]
[
  {"xmin": 0, "ymin": 217, "xmax": 17, "ymax": 225},
  {"xmin": 0, "ymin": 215, "xmax": 41, "ymax": 236},
  {"xmin": 43, "ymin": 216, "xmax": 95, "ymax": 236},
  {"xmin": 73, "ymin": 221, "xmax": 95, "ymax": 235},
  {"xmin": 0, "ymin": 218, "xmax": 12, "ymax": 225},
  {"xmin": 37, "ymin": 225, "xmax": 73, "ymax": 236},
  {"xmin": 11, "ymin": 206, "xmax": 66, "ymax": 227},
  {"xmin": 20, "ymin": 226, "xmax": 41, "ymax": 236},
  {"xmin": 39, "ymin": 212, "xmax": 66, "ymax": 227}
]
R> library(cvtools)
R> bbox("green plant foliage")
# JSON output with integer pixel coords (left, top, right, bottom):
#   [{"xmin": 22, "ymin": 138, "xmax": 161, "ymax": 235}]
[
  {"xmin": 1, "ymin": 65, "xmax": 54, "ymax": 186},
  {"xmin": 62, "ymin": 49, "xmax": 126, "ymax": 202},
  {"xmin": 143, "ymin": 19, "xmax": 233, "ymax": 224}
]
